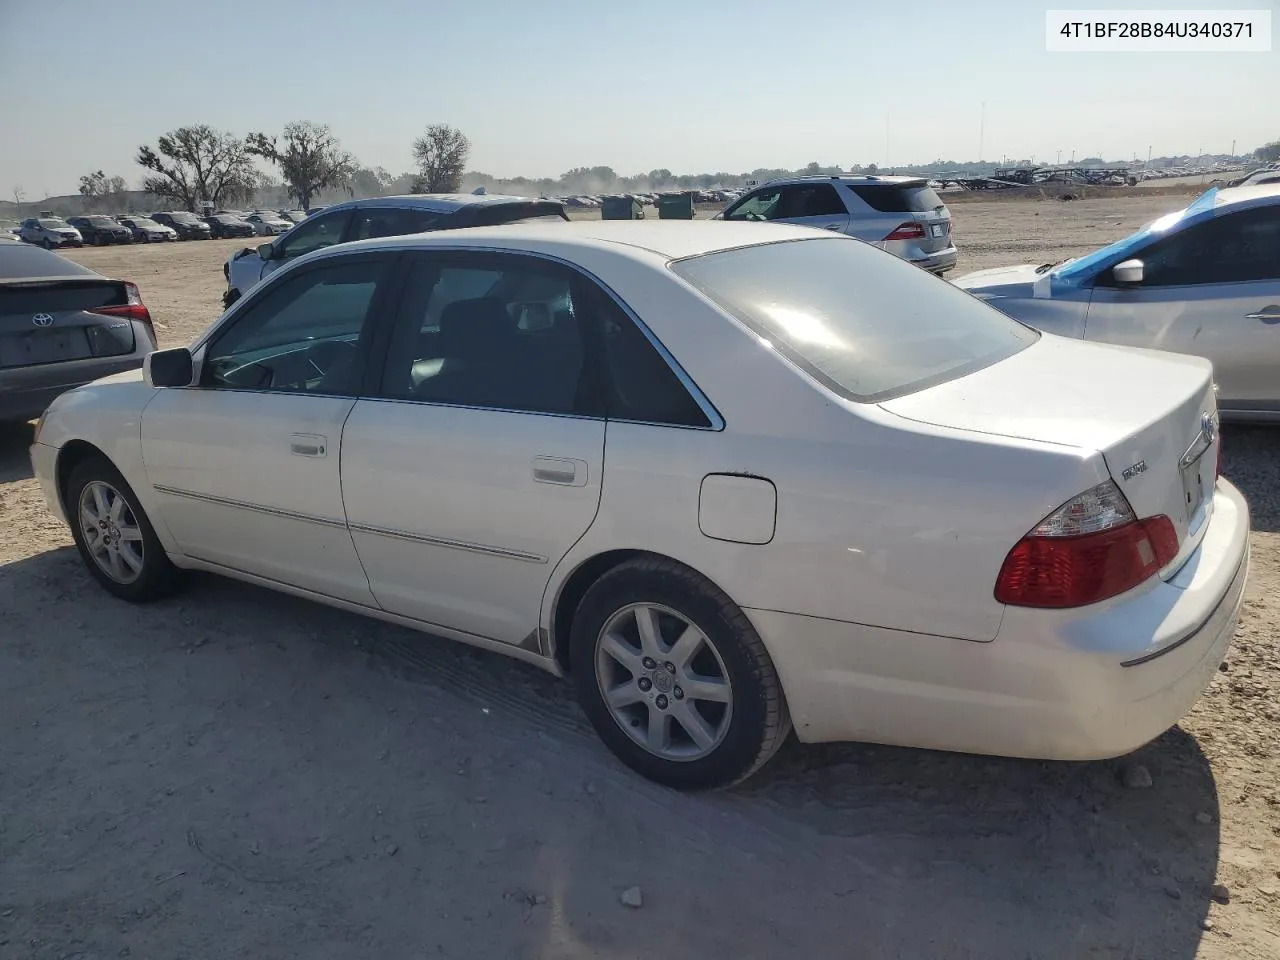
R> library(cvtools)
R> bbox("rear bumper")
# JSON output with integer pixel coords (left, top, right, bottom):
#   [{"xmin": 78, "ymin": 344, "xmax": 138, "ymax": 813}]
[
  {"xmin": 0, "ymin": 355, "xmax": 147, "ymax": 422},
  {"xmin": 746, "ymin": 479, "xmax": 1250, "ymax": 758},
  {"xmin": 910, "ymin": 247, "xmax": 959, "ymax": 273}
]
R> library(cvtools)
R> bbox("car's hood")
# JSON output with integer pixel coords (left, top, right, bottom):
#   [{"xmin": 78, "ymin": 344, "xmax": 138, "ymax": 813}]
[{"xmin": 952, "ymin": 263, "xmax": 1045, "ymax": 296}]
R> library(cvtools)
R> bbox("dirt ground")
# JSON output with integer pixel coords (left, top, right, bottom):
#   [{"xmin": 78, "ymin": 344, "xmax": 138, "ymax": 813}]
[{"xmin": 2, "ymin": 194, "xmax": 1278, "ymax": 960}]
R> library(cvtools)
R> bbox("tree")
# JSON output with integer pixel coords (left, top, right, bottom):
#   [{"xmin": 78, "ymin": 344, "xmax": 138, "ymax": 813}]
[
  {"xmin": 136, "ymin": 125, "xmax": 257, "ymax": 211},
  {"xmin": 78, "ymin": 171, "xmax": 129, "ymax": 212},
  {"xmin": 411, "ymin": 124, "xmax": 470, "ymax": 193},
  {"xmin": 246, "ymin": 121, "xmax": 356, "ymax": 211},
  {"xmin": 1255, "ymin": 140, "xmax": 1280, "ymax": 163}
]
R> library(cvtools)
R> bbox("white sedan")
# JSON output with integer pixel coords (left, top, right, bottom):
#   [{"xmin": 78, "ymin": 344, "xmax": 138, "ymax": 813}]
[
  {"xmin": 246, "ymin": 212, "xmax": 293, "ymax": 236},
  {"xmin": 29, "ymin": 221, "xmax": 1250, "ymax": 788}
]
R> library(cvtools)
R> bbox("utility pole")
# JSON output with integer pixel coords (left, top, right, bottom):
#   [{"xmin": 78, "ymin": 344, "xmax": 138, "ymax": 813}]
[
  {"xmin": 978, "ymin": 101, "xmax": 985, "ymax": 163},
  {"xmin": 1231, "ymin": 138, "xmax": 1236, "ymax": 158},
  {"xmin": 1147, "ymin": 145, "xmax": 1152, "ymax": 165},
  {"xmin": 1056, "ymin": 149, "xmax": 1062, "ymax": 166}
]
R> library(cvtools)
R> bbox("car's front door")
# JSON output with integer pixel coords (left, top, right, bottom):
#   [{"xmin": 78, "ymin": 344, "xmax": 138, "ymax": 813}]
[
  {"xmin": 340, "ymin": 250, "xmax": 606, "ymax": 648},
  {"xmin": 260, "ymin": 208, "xmax": 354, "ymax": 284},
  {"xmin": 140, "ymin": 253, "xmax": 395, "ymax": 602},
  {"xmin": 1085, "ymin": 205, "xmax": 1280, "ymax": 415}
]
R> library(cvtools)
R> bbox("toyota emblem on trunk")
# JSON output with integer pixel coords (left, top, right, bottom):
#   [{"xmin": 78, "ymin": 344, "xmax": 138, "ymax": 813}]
[{"xmin": 31, "ymin": 313, "xmax": 54, "ymax": 327}]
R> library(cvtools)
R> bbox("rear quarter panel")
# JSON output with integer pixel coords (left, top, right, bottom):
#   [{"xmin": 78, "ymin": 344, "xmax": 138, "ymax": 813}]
[{"xmin": 539, "ymin": 245, "xmax": 1107, "ymax": 645}]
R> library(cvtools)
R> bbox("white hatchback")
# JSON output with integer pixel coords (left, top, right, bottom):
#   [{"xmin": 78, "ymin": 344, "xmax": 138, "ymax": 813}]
[{"xmin": 30, "ymin": 221, "xmax": 1250, "ymax": 788}]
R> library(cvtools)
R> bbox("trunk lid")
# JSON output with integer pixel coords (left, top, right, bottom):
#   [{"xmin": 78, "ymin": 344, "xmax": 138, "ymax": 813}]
[
  {"xmin": 879, "ymin": 334, "xmax": 1219, "ymax": 575},
  {"xmin": 0, "ymin": 279, "xmax": 137, "ymax": 369}
]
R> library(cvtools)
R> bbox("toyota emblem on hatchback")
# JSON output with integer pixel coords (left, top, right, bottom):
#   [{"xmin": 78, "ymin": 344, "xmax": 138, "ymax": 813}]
[{"xmin": 31, "ymin": 313, "xmax": 54, "ymax": 327}]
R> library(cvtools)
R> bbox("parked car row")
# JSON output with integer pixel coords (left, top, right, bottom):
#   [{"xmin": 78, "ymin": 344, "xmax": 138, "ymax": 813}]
[
  {"xmin": 555, "ymin": 189, "xmax": 744, "ymax": 209},
  {"xmin": 8, "ymin": 209, "xmax": 316, "ymax": 248}
]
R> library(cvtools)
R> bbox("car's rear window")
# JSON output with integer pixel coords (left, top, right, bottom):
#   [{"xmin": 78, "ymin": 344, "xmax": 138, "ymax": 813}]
[
  {"xmin": 671, "ymin": 237, "xmax": 1037, "ymax": 403},
  {"xmin": 849, "ymin": 183, "xmax": 945, "ymax": 213}
]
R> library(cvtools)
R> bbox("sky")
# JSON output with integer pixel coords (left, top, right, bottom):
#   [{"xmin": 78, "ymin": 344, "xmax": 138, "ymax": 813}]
[{"xmin": 0, "ymin": 0, "xmax": 1275, "ymax": 197}]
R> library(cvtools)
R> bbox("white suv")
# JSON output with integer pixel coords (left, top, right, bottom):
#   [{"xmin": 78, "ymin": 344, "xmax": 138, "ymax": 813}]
[{"xmin": 719, "ymin": 175, "xmax": 958, "ymax": 274}]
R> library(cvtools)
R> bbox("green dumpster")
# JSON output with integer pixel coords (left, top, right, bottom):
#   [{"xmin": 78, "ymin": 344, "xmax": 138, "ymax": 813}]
[
  {"xmin": 601, "ymin": 196, "xmax": 644, "ymax": 220},
  {"xmin": 657, "ymin": 192, "xmax": 695, "ymax": 219}
]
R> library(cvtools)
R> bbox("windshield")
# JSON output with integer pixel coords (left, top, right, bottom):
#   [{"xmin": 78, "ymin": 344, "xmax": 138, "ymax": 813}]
[
  {"xmin": 169, "ymin": 213, "xmax": 200, "ymax": 224},
  {"xmin": 130, "ymin": 218, "xmax": 159, "ymax": 228},
  {"xmin": 87, "ymin": 216, "xmax": 116, "ymax": 226},
  {"xmin": 38, "ymin": 218, "xmax": 69, "ymax": 228},
  {"xmin": 672, "ymin": 237, "xmax": 1038, "ymax": 403},
  {"xmin": 1054, "ymin": 190, "xmax": 1217, "ymax": 281}
]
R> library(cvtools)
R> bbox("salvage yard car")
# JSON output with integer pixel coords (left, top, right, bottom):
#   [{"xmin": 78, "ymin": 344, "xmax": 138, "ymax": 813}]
[
  {"xmin": 2, "ymin": 242, "xmax": 156, "ymax": 423},
  {"xmin": 151, "ymin": 211, "xmax": 212, "ymax": 241},
  {"xmin": 31, "ymin": 221, "xmax": 1248, "ymax": 789},
  {"xmin": 718, "ymin": 175, "xmax": 958, "ymax": 274},
  {"xmin": 18, "ymin": 217, "xmax": 83, "ymax": 249},
  {"xmin": 67, "ymin": 216, "xmax": 133, "ymax": 246},
  {"xmin": 222, "ymin": 194, "xmax": 569, "ymax": 306},
  {"xmin": 956, "ymin": 184, "xmax": 1280, "ymax": 421},
  {"xmin": 116, "ymin": 216, "xmax": 178, "ymax": 243}
]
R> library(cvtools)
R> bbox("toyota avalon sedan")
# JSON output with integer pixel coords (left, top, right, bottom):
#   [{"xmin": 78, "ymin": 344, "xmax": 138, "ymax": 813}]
[
  {"xmin": 29, "ymin": 221, "xmax": 1249, "ymax": 788},
  {"xmin": 955, "ymin": 184, "xmax": 1280, "ymax": 422}
]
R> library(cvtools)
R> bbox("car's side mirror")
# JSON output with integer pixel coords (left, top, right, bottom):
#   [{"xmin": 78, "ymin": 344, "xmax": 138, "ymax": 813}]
[
  {"xmin": 145, "ymin": 347, "xmax": 194, "ymax": 388},
  {"xmin": 257, "ymin": 242, "xmax": 275, "ymax": 260},
  {"xmin": 1112, "ymin": 258, "xmax": 1144, "ymax": 285}
]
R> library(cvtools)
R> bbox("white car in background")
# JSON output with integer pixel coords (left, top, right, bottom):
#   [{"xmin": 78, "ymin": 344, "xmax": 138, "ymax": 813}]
[
  {"xmin": 31, "ymin": 221, "xmax": 1248, "ymax": 788},
  {"xmin": 245, "ymin": 212, "xmax": 293, "ymax": 236}
]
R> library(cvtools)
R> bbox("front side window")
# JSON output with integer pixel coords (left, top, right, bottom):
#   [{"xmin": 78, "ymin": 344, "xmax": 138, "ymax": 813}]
[
  {"xmin": 377, "ymin": 254, "xmax": 589, "ymax": 415},
  {"xmin": 202, "ymin": 258, "xmax": 388, "ymax": 395},
  {"xmin": 1122, "ymin": 206, "xmax": 1280, "ymax": 286},
  {"xmin": 724, "ymin": 189, "xmax": 783, "ymax": 222},
  {"xmin": 276, "ymin": 210, "xmax": 351, "ymax": 260},
  {"xmin": 672, "ymin": 237, "xmax": 1037, "ymax": 403}
]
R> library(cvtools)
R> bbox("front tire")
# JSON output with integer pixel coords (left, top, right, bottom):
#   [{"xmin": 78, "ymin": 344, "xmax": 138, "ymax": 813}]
[
  {"xmin": 65, "ymin": 456, "xmax": 184, "ymax": 602},
  {"xmin": 570, "ymin": 557, "xmax": 791, "ymax": 789}
]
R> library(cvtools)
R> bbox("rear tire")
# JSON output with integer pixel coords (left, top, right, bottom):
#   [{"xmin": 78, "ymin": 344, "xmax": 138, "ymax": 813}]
[
  {"xmin": 570, "ymin": 557, "xmax": 791, "ymax": 789},
  {"xmin": 65, "ymin": 456, "xmax": 184, "ymax": 603}
]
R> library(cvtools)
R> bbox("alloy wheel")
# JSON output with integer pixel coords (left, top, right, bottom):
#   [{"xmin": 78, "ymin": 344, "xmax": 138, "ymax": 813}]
[
  {"xmin": 594, "ymin": 603, "xmax": 733, "ymax": 761},
  {"xmin": 78, "ymin": 480, "xmax": 145, "ymax": 584}
]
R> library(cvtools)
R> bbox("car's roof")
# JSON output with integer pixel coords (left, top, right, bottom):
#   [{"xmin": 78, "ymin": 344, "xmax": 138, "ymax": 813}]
[
  {"xmin": 0, "ymin": 241, "xmax": 101, "ymax": 280},
  {"xmin": 764, "ymin": 174, "xmax": 927, "ymax": 187},
  {"xmin": 332, "ymin": 219, "xmax": 828, "ymax": 261},
  {"xmin": 1215, "ymin": 183, "xmax": 1280, "ymax": 206},
  {"xmin": 324, "ymin": 193, "xmax": 563, "ymax": 215}
]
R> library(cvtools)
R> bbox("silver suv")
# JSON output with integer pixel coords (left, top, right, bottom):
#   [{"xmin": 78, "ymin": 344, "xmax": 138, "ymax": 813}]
[{"xmin": 719, "ymin": 176, "xmax": 957, "ymax": 274}]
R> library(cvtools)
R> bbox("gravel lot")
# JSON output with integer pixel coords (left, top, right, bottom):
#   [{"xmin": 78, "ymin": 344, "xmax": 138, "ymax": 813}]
[{"xmin": 2, "ymin": 194, "xmax": 1278, "ymax": 959}]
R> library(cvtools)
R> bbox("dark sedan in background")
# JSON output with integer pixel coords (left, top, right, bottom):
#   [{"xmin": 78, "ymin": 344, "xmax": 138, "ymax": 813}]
[
  {"xmin": 202, "ymin": 213, "xmax": 256, "ymax": 239},
  {"xmin": 0, "ymin": 243, "xmax": 157, "ymax": 423},
  {"xmin": 67, "ymin": 216, "xmax": 134, "ymax": 246},
  {"xmin": 151, "ymin": 212, "xmax": 212, "ymax": 240}
]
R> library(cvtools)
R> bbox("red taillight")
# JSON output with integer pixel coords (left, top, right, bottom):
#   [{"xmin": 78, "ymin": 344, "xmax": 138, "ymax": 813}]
[
  {"xmin": 92, "ymin": 281, "xmax": 153, "ymax": 329},
  {"xmin": 994, "ymin": 481, "xmax": 1179, "ymax": 608},
  {"xmin": 884, "ymin": 221, "xmax": 926, "ymax": 241}
]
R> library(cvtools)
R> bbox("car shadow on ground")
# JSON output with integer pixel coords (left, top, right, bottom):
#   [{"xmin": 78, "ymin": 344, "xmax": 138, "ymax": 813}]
[
  {"xmin": 0, "ymin": 421, "xmax": 34, "ymax": 482},
  {"xmin": 1, "ymin": 544, "xmax": 1221, "ymax": 959},
  {"xmin": 1221, "ymin": 424, "xmax": 1280, "ymax": 533}
]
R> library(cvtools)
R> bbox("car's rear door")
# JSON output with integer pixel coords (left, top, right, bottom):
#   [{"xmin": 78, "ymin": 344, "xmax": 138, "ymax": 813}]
[
  {"xmin": 140, "ymin": 253, "xmax": 396, "ymax": 602},
  {"xmin": 772, "ymin": 184, "xmax": 851, "ymax": 233},
  {"xmin": 339, "ymin": 249, "xmax": 606, "ymax": 648},
  {"xmin": 1084, "ymin": 204, "xmax": 1280, "ymax": 416}
]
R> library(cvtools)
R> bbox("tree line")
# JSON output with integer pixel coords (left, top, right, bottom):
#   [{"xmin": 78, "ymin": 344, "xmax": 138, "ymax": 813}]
[{"xmin": 46, "ymin": 125, "xmax": 1280, "ymax": 215}]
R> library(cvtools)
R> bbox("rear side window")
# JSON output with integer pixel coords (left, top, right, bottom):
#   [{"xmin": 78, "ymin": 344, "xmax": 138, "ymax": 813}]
[
  {"xmin": 468, "ymin": 202, "xmax": 569, "ymax": 227},
  {"xmin": 672, "ymin": 237, "xmax": 1037, "ymax": 403},
  {"xmin": 849, "ymin": 184, "xmax": 944, "ymax": 213},
  {"xmin": 778, "ymin": 185, "xmax": 846, "ymax": 218},
  {"xmin": 350, "ymin": 207, "xmax": 443, "ymax": 241}
]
